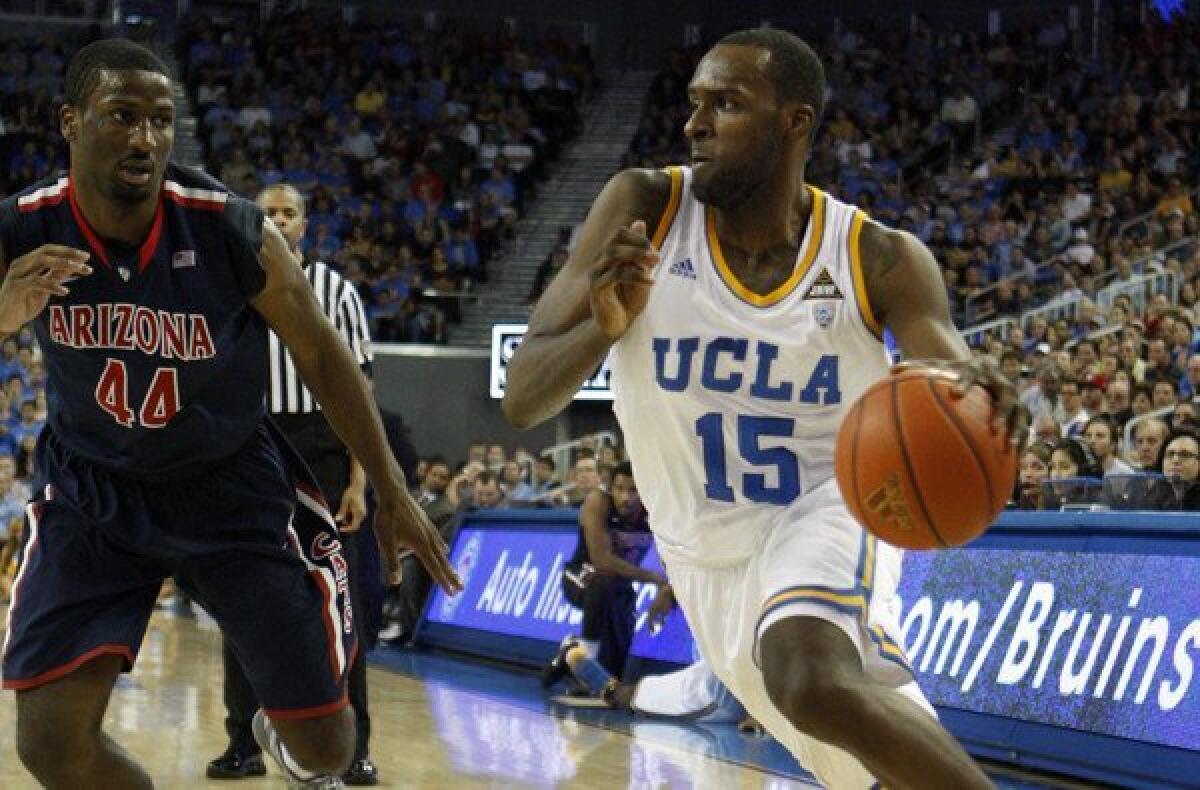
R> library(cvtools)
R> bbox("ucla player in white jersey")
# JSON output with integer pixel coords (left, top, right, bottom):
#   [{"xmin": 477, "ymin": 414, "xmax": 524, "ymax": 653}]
[{"xmin": 505, "ymin": 29, "xmax": 1018, "ymax": 790}]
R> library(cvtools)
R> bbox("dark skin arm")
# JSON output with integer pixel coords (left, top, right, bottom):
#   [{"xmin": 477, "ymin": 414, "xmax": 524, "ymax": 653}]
[
  {"xmin": 252, "ymin": 219, "xmax": 460, "ymax": 593},
  {"xmin": 646, "ymin": 583, "xmax": 676, "ymax": 631},
  {"xmin": 502, "ymin": 168, "xmax": 671, "ymax": 428},
  {"xmin": 862, "ymin": 220, "xmax": 1022, "ymax": 439},
  {"xmin": 580, "ymin": 489, "xmax": 667, "ymax": 586},
  {"xmin": 0, "ymin": 238, "xmax": 93, "ymax": 339}
]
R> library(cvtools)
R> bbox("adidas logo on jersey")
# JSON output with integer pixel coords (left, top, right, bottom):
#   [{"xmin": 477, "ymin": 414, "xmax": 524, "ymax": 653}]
[
  {"xmin": 802, "ymin": 268, "xmax": 842, "ymax": 300},
  {"xmin": 668, "ymin": 258, "xmax": 696, "ymax": 279}
]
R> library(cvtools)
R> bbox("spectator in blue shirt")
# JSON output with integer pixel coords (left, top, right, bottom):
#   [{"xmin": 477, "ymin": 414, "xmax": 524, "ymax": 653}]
[
  {"xmin": 0, "ymin": 453, "xmax": 28, "ymax": 543},
  {"xmin": 202, "ymin": 94, "xmax": 238, "ymax": 132},
  {"xmin": 444, "ymin": 228, "xmax": 481, "ymax": 278},
  {"xmin": 481, "ymin": 167, "xmax": 518, "ymax": 210},
  {"xmin": 11, "ymin": 399, "xmax": 41, "ymax": 445},
  {"xmin": 501, "ymin": 461, "xmax": 537, "ymax": 503}
]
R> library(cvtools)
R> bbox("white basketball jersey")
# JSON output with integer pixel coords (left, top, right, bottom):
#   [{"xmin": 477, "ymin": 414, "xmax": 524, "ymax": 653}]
[{"xmin": 611, "ymin": 166, "xmax": 891, "ymax": 565}]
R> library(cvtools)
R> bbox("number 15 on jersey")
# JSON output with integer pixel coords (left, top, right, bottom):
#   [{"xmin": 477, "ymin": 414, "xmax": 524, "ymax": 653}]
[{"xmin": 695, "ymin": 412, "xmax": 802, "ymax": 506}]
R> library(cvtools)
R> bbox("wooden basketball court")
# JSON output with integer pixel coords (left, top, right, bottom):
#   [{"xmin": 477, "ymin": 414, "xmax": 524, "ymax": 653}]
[{"xmin": 0, "ymin": 607, "xmax": 807, "ymax": 788}]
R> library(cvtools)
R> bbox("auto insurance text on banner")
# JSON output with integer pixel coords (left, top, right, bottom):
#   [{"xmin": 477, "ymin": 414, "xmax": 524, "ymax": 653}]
[{"xmin": 424, "ymin": 524, "xmax": 694, "ymax": 664}]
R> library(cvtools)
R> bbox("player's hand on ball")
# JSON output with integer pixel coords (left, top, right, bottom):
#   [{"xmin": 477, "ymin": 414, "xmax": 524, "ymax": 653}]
[
  {"xmin": 589, "ymin": 219, "xmax": 659, "ymax": 340},
  {"xmin": 375, "ymin": 489, "xmax": 462, "ymax": 595},
  {"xmin": 895, "ymin": 356, "xmax": 1023, "ymax": 442},
  {"xmin": 0, "ymin": 244, "xmax": 92, "ymax": 333}
]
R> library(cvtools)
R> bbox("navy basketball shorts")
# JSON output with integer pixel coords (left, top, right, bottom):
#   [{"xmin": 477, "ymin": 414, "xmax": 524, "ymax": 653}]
[{"xmin": 1, "ymin": 420, "xmax": 357, "ymax": 720}]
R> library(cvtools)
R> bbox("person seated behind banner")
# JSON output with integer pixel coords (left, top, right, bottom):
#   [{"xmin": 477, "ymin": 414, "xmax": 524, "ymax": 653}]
[
  {"xmin": 550, "ymin": 456, "xmax": 603, "ymax": 507},
  {"xmin": 1014, "ymin": 441, "xmax": 1054, "ymax": 510},
  {"xmin": 500, "ymin": 460, "xmax": 538, "ymax": 504},
  {"xmin": 1098, "ymin": 428, "xmax": 1200, "ymax": 511},
  {"xmin": 1147, "ymin": 427, "xmax": 1200, "ymax": 510},
  {"xmin": 1042, "ymin": 437, "xmax": 1105, "ymax": 509},
  {"xmin": 380, "ymin": 458, "xmax": 457, "ymax": 644},
  {"xmin": 542, "ymin": 462, "xmax": 667, "ymax": 685}
]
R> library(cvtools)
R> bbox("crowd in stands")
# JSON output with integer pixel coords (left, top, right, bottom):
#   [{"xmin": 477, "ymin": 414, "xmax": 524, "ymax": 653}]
[
  {"xmin": 1006, "ymin": 307, "xmax": 1200, "ymax": 511},
  {"xmin": 622, "ymin": 13, "xmax": 1199, "ymax": 330},
  {"xmin": 1, "ymin": 10, "xmax": 1199, "ymax": 604},
  {"xmin": 0, "ymin": 329, "xmax": 51, "ymax": 602},
  {"xmin": 0, "ymin": 36, "xmax": 72, "ymax": 198},
  {"xmin": 182, "ymin": 9, "xmax": 594, "ymax": 343},
  {"xmin": 0, "ymin": 15, "xmax": 596, "ymax": 345},
  {"xmin": 377, "ymin": 379, "xmax": 1200, "ymax": 639}
]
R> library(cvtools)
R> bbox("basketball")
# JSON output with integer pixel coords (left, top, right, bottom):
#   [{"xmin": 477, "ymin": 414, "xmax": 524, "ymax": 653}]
[{"xmin": 834, "ymin": 366, "xmax": 1018, "ymax": 550}]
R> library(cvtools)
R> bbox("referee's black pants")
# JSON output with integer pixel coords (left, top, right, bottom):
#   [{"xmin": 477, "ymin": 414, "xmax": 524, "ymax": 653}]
[{"xmin": 222, "ymin": 412, "xmax": 372, "ymax": 760}]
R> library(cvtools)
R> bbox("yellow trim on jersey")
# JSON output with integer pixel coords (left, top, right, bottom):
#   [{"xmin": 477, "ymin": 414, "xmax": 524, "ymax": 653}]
[
  {"xmin": 849, "ymin": 211, "xmax": 884, "ymax": 340},
  {"xmin": 705, "ymin": 186, "xmax": 826, "ymax": 308},
  {"xmin": 762, "ymin": 587, "xmax": 866, "ymax": 613},
  {"xmin": 651, "ymin": 167, "xmax": 683, "ymax": 248},
  {"xmin": 861, "ymin": 534, "xmax": 877, "ymax": 593},
  {"xmin": 871, "ymin": 624, "xmax": 909, "ymax": 662}
]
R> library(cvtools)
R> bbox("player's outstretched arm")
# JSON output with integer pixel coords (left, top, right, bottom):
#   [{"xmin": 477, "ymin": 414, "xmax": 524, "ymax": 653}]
[
  {"xmin": 863, "ymin": 221, "xmax": 1021, "ymax": 438},
  {"xmin": 502, "ymin": 168, "xmax": 671, "ymax": 429},
  {"xmin": 251, "ymin": 218, "xmax": 461, "ymax": 594}
]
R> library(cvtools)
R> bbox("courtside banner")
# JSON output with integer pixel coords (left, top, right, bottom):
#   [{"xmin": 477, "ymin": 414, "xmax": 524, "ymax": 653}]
[
  {"xmin": 412, "ymin": 509, "xmax": 1200, "ymax": 787},
  {"xmin": 898, "ymin": 549, "xmax": 1200, "ymax": 752},
  {"xmin": 489, "ymin": 324, "xmax": 614, "ymax": 400},
  {"xmin": 418, "ymin": 512, "xmax": 693, "ymax": 665}
]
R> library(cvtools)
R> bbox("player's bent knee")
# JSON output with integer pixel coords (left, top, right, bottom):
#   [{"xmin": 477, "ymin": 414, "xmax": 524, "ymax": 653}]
[
  {"xmin": 275, "ymin": 707, "xmax": 356, "ymax": 775},
  {"xmin": 760, "ymin": 617, "xmax": 870, "ymax": 741},
  {"xmin": 16, "ymin": 715, "xmax": 91, "ymax": 781},
  {"xmin": 14, "ymin": 657, "xmax": 123, "ymax": 781}
]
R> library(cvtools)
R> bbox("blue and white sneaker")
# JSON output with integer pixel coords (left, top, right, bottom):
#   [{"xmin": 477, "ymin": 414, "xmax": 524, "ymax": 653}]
[
  {"xmin": 252, "ymin": 709, "xmax": 345, "ymax": 789},
  {"xmin": 540, "ymin": 635, "xmax": 580, "ymax": 688}
]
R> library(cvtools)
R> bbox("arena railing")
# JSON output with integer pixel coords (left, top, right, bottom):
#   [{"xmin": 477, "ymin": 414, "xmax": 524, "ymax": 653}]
[
  {"xmin": 1129, "ymin": 234, "xmax": 1197, "ymax": 274},
  {"xmin": 539, "ymin": 431, "xmax": 619, "ymax": 492},
  {"xmin": 962, "ymin": 260, "xmax": 1063, "ymax": 326},
  {"xmin": 1096, "ymin": 267, "xmax": 1181, "ymax": 316},
  {"xmin": 1019, "ymin": 293, "xmax": 1084, "ymax": 331},
  {"xmin": 959, "ymin": 315, "xmax": 1018, "ymax": 349},
  {"xmin": 1117, "ymin": 186, "xmax": 1200, "ymax": 243},
  {"xmin": 1064, "ymin": 322, "xmax": 1125, "ymax": 351}
]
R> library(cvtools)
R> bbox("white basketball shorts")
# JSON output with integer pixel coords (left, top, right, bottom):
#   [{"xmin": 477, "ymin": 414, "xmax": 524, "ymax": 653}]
[{"xmin": 659, "ymin": 478, "xmax": 935, "ymax": 789}]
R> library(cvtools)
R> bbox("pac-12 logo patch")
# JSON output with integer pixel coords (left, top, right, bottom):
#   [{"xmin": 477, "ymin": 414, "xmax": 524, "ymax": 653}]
[{"xmin": 814, "ymin": 304, "xmax": 835, "ymax": 328}]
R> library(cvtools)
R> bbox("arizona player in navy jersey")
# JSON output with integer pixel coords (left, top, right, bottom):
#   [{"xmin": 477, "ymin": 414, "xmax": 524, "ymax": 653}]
[{"xmin": 0, "ymin": 39, "xmax": 460, "ymax": 788}]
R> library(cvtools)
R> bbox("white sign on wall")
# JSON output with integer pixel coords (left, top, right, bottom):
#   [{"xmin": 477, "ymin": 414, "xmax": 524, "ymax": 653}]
[{"xmin": 489, "ymin": 323, "xmax": 614, "ymax": 401}]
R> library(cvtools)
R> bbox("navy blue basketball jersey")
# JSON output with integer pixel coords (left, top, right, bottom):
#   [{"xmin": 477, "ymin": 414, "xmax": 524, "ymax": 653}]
[
  {"xmin": 568, "ymin": 497, "xmax": 653, "ymax": 569},
  {"xmin": 0, "ymin": 164, "xmax": 269, "ymax": 477}
]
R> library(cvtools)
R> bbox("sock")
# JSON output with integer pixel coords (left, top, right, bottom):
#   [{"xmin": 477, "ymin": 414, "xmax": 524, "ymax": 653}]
[{"xmin": 565, "ymin": 646, "xmax": 614, "ymax": 695}]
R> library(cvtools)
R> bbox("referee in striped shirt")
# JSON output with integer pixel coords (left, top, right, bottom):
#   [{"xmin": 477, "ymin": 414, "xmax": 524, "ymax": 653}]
[{"xmin": 207, "ymin": 184, "xmax": 379, "ymax": 786}]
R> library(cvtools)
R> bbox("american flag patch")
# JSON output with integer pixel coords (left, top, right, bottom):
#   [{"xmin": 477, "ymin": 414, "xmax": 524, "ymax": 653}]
[{"xmin": 172, "ymin": 250, "xmax": 196, "ymax": 268}]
